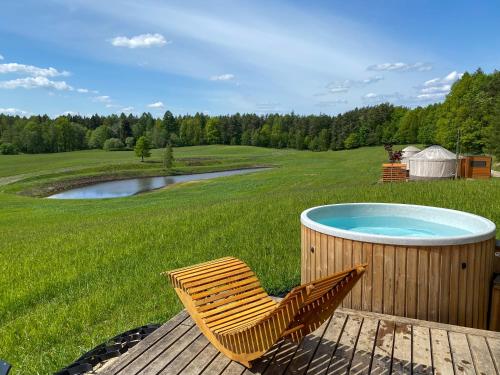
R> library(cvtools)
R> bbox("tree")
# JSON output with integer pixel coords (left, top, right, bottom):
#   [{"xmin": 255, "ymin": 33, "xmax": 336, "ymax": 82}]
[
  {"xmin": 205, "ymin": 117, "xmax": 221, "ymax": 144},
  {"xmin": 318, "ymin": 129, "xmax": 330, "ymax": 151},
  {"xmin": 125, "ymin": 137, "xmax": 135, "ymax": 149},
  {"xmin": 486, "ymin": 99, "xmax": 500, "ymax": 159},
  {"xmin": 103, "ymin": 138, "xmax": 124, "ymax": 151},
  {"xmin": 344, "ymin": 133, "xmax": 359, "ymax": 149},
  {"xmin": 134, "ymin": 136, "xmax": 151, "ymax": 161},
  {"xmin": 162, "ymin": 110, "xmax": 177, "ymax": 134},
  {"xmin": 163, "ymin": 143, "xmax": 174, "ymax": 170},
  {"xmin": 151, "ymin": 119, "xmax": 167, "ymax": 148},
  {"xmin": 0, "ymin": 142, "xmax": 18, "ymax": 155},
  {"xmin": 88, "ymin": 125, "xmax": 112, "ymax": 149}
]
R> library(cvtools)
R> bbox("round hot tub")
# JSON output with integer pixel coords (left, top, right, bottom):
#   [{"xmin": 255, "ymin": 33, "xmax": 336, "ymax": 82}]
[{"xmin": 300, "ymin": 203, "xmax": 497, "ymax": 329}]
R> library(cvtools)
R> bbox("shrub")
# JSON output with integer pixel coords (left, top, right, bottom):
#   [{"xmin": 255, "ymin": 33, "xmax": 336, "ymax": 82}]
[
  {"xmin": 103, "ymin": 138, "xmax": 124, "ymax": 151},
  {"xmin": 125, "ymin": 137, "xmax": 135, "ymax": 149},
  {"xmin": 0, "ymin": 142, "xmax": 18, "ymax": 155}
]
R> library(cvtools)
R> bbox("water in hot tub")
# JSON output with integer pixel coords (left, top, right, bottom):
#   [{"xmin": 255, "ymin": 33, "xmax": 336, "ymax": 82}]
[{"xmin": 317, "ymin": 216, "xmax": 473, "ymax": 237}]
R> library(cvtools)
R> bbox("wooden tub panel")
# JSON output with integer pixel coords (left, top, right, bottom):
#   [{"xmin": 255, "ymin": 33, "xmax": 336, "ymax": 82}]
[{"xmin": 301, "ymin": 225, "xmax": 496, "ymax": 329}]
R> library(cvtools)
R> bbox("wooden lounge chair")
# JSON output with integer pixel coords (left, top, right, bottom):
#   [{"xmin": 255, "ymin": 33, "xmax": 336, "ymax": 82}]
[{"xmin": 164, "ymin": 257, "xmax": 366, "ymax": 368}]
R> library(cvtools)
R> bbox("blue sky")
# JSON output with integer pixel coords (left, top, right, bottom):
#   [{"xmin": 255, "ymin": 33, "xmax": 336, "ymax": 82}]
[{"xmin": 0, "ymin": 0, "xmax": 498, "ymax": 117}]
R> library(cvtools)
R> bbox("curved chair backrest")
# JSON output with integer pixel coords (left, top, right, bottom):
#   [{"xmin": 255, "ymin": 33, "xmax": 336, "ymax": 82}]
[{"xmin": 165, "ymin": 257, "xmax": 366, "ymax": 367}]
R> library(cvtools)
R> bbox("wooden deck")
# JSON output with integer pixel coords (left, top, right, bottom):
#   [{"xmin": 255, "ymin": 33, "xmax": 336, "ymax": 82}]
[{"xmin": 95, "ymin": 308, "xmax": 500, "ymax": 375}]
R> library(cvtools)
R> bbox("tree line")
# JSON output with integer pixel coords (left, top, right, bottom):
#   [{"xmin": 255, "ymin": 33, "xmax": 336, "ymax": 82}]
[{"xmin": 1, "ymin": 69, "xmax": 499, "ymax": 158}]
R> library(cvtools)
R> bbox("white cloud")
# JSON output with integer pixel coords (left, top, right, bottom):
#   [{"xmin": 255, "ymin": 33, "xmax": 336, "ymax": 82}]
[
  {"xmin": 210, "ymin": 73, "xmax": 235, "ymax": 81},
  {"xmin": 316, "ymin": 99, "xmax": 348, "ymax": 107},
  {"xmin": 93, "ymin": 95, "xmax": 111, "ymax": 102},
  {"xmin": 367, "ymin": 62, "xmax": 432, "ymax": 72},
  {"xmin": 121, "ymin": 106, "xmax": 134, "ymax": 112},
  {"xmin": 415, "ymin": 93, "xmax": 447, "ymax": 101},
  {"xmin": 325, "ymin": 75, "xmax": 383, "ymax": 94},
  {"xmin": 110, "ymin": 33, "xmax": 169, "ymax": 48},
  {"xmin": 360, "ymin": 70, "xmax": 463, "ymax": 106},
  {"xmin": 328, "ymin": 87, "xmax": 349, "ymax": 94},
  {"xmin": 420, "ymin": 85, "xmax": 451, "ymax": 94},
  {"xmin": 147, "ymin": 101, "xmax": 164, "ymax": 109},
  {"xmin": 255, "ymin": 102, "xmax": 282, "ymax": 113},
  {"xmin": 415, "ymin": 71, "xmax": 463, "ymax": 102},
  {"xmin": 0, "ymin": 63, "xmax": 69, "ymax": 77},
  {"xmin": 0, "ymin": 107, "xmax": 28, "ymax": 116},
  {"xmin": 362, "ymin": 92, "xmax": 404, "ymax": 103},
  {"xmin": 0, "ymin": 76, "xmax": 73, "ymax": 90},
  {"xmin": 105, "ymin": 104, "xmax": 121, "ymax": 108},
  {"xmin": 423, "ymin": 71, "xmax": 462, "ymax": 87},
  {"xmin": 62, "ymin": 111, "xmax": 79, "ymax": 116},
  {"xmin": 77, "ymin": 88, "xmax": 89, "ymax": 93}
]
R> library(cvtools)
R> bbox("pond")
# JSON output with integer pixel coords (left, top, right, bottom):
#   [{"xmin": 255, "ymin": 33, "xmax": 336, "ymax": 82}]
[{"xmin": 47, "ymin": 168, "xmax": 268, "ymax": 199}]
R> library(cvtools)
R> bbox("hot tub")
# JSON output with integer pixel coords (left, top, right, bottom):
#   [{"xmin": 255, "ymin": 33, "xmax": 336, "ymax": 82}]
[{"xmin": 300, "ymin": 203, "xmax": 497, "ymax": 329}]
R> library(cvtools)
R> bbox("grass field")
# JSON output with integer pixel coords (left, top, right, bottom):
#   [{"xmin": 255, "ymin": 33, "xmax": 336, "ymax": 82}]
[{"xmin": 1, "ymin": 145, "xmax": 499, "ymax": 374}]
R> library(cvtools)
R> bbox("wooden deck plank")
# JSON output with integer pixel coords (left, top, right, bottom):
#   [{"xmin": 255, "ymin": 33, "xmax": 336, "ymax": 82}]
[
  {"xmin": 486, "ymin": 337, "xmax": 500, "ymax": 374},
  {"xmin": 119, "ymin": 321, "xmax": 194, "ymax": 374},
  {"xmin": 448, "ymin": 332, "xmax": 475, "ymax": 375},
  {"xmin": 158, "ymin": 334, "xmax": 209, "ymax": 374},
  {"xmin": 220, "ymin": 361, "xmax": 246, "ymax": 375},
  {"xmin": 348, "ymin": 317, "xmax": 378, "ymax": 375},
  {"xmin": 285, "ymin": 320, "xmax": 329, "ymax": 375},
  {"xmin": 181, "ymin": 340, "xmax": 220, "ymax": 375},
  {"xmin": 97, "ymin": 310, "xmax": 190, "ymax": 375},
  {"xmin": 325, "ymin": 314, "xmax": 363, "ymax": 375},
  {"xmin": 411, "ymin": 326, "xmax": 432, "ymax": 375},
  {"xmin": 262, "ymin": 339, "xmax": 298, "ymax": 374},
  {"xmin": 391, "ymin": 323, "xmax": 411, "ymax": 375},
  {"xmin": 429, "ymin": 329, "xmax": 453, "ymax": 375},
  {"xmin": 467, "ymin": 334, "xmax": 497, "ymax": 375},
  {"xmin": 242, "ymin": 340, "xmax": 283, "ymax": 375},
  {"xmin": 305, "ymin": 313, "xmax": 347, "ymax": 375},
  {"xmin": 371, "ymin": 320, "xmax": 395, "ymax": 375},
  {"xmin": 200, "ymin": 353, "xmax": 231, "ymax": 375},
  {"xmin": 138, "ymin": 325, "xmax": 200, "ymax": 374}
]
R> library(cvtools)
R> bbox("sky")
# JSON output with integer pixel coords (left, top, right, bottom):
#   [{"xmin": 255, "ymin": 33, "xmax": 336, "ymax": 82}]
[{"xmin": 0, "ymin": 0, "xmax": 499, "ymax": 117}]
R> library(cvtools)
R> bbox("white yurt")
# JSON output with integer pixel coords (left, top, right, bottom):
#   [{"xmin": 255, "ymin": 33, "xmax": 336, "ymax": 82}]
[
  {"xmin": 401, "ymin": 146, "xmax": 421, "ymax": 170},
  {"xmin": 409, "ymin": 145, "xmax": 458, "ymax": 180}
]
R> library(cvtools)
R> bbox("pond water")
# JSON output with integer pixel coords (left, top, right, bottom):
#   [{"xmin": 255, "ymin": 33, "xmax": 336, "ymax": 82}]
[{"xmin": 47, "ymin": 168, "xmax": 267, "ymax": 199}]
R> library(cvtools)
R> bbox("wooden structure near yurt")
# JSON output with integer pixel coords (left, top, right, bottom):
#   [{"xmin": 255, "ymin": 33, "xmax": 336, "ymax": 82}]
[
  {"xmin": 382, "ymin": 163, "xmax": 407, "ymax": 182},
  {"xmin": 460, "ymin": 155, "xmax": 492, "ymax": 179}
]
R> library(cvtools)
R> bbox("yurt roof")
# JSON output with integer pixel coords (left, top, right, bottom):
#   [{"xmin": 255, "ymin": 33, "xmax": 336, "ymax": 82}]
[
  {"xmin": 410, "ymin": 145, "xmax": 457, "ymax": 161},
  {"xmin": 402, "ymin": 145, "xmax": 421, "ymax": 152}
]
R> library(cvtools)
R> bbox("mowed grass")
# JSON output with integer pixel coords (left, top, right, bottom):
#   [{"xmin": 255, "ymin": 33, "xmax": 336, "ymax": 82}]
[{"xmin": 0, "ymin": 145, "xmax": 499, "ymax": 374}]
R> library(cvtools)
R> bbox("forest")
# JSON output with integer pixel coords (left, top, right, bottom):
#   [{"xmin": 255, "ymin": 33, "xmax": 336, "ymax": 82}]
[{"xmin": 1, "ymin": 69, "xmax": 499, "ymax": 157}]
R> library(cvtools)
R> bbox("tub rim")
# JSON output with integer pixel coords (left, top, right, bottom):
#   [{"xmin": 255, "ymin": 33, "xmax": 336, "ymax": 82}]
[{"xmin": 300, "ymin": 203, "xmax": 496, "ymax": 246}]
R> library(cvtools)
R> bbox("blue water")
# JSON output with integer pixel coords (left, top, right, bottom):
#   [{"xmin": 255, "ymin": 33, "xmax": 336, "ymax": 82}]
[
  {"xmin": 317, "ymin": 215, "xmax": 472, "ymax": 237},
  {"xmin": 48, "ymin": 168, "xmax": 267, "ymax": 199}
]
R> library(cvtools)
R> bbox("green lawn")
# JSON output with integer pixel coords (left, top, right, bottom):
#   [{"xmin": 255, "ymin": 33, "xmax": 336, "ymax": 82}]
[{"xmin": 1, "ymin": 145, "xmax": 499, "ymax": 374}]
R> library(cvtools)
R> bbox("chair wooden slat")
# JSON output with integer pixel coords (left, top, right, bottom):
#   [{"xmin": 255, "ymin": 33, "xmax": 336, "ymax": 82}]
[
  {"xmin": 195, "ymin": 281, "xmax": 262, "ymax": 306},
  {"xmin": 197, "ymin": 287, "xmax": 266, "ymax": 312},
  {"xmin": 187, "ymin": 271, "xmax": 255, "ymax": 293}
]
